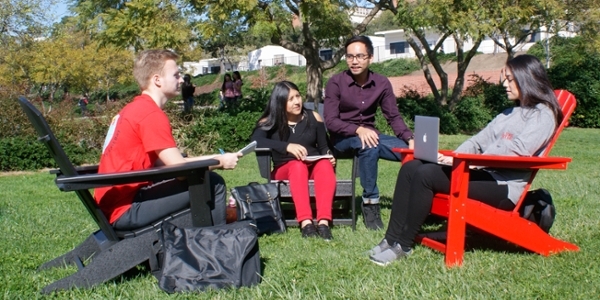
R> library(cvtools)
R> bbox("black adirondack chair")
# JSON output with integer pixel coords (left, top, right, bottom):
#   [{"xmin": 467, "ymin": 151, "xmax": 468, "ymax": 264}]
[{"xmin": 18, "ymin": 96, "xmax": 218, "ymax": 293}]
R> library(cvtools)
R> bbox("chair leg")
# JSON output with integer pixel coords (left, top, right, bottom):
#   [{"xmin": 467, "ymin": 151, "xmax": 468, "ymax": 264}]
[
  {"xmin": 41, "ymin": 230, "xmax": 157, "ymax": 294},
  {"xmin": 351, "ymin": 155, "xmax": 359, "ymax": 231},
  {"xmin": 38, "ymin": 234, "xmax": 103, "ymax": 270}
]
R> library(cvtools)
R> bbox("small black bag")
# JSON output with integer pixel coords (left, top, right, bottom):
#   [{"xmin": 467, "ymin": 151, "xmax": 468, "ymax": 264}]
[
  {"xmin": 519, "ymin": 188, "xmax": 556, "ymax": 233},
  {"xmin": 231, "ymin": 182, "xmax": 286, "ymax": 235},
  {"xmin": 150, "ymin": 220, "xmax": 261, "ymax": 293}
]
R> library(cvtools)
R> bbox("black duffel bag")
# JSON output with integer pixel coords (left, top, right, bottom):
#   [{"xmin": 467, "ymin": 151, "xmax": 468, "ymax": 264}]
[{"xmin": 150, "ymin": 220, "xmax": 261, "ymax": 293}]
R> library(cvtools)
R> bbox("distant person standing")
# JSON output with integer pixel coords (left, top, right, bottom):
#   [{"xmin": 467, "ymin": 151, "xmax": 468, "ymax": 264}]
[
  {"xmin": 79, "ymin": 94, "xmax": 89, "ymax": 116},
  {"xmin": 233, "ymin": 71, "xmax": 244, "ymax": 103},
  {"xmin": 220, "ymin": 73, "xmax": 235, "ymax": 109},
  {"xmin": 181, "ymin": 74, "xmax": 195, "ymax": 113}
]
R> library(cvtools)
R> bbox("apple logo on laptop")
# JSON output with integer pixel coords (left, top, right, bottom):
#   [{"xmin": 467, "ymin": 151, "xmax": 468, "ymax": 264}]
[{"xmin": 423, "ymin": 133, "xmax": 427, "ymax": 143}]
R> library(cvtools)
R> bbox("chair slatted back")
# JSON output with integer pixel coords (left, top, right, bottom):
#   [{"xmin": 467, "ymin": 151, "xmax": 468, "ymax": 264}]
[
  {"xmin": 542, "ymin": 90, "xmax": 577, "ymax": 157},
  {"xmin": 18, "ymin": 97, "xmax": 119, "ymax": 241},
  {"xmin": 512, "ymin": 90, "xmax": 576, "ymax": 211}
]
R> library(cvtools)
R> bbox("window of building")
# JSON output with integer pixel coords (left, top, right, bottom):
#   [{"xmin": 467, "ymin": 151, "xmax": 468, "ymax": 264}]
[
  {"xmin": 529, "ymin": 31, "xmax": 541, "ymax": 42},
  {"xmin": 390, "ymin": 42, "xmax": 407, "ymax": 54},
  {"xmin": 320, "ymin": 49, "xmax": 333, "ymax": 61}
]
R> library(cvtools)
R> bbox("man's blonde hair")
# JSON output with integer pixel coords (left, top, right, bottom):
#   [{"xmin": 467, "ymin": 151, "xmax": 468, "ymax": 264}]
[{"xmin": 133, "ymin": 49, "xmax": 179, "ymax": 90}]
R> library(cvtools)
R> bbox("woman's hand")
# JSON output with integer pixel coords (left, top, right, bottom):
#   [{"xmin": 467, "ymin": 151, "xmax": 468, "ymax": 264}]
[
  {"xmin": 286, "ymin": 143, "xmax": 307, "ymax": 160},
  {"xmin": 329, "ymin": 156, "xmax": 336, "ymax": 167},
  {"xmin": 437, "ymin": 153, "xmax": 453, "ymax": 165}
]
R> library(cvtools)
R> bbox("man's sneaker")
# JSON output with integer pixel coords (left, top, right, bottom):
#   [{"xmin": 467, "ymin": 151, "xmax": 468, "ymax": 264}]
[
  {"xmin": 317, "ymin": 224, "xmax": 334, "ymax": 241},
  {"xmin": 362, "ymin": 202, "xmax": 384, "ymax": 230},
  {"xmin": 301, "ymin": 223, "xmax": 319, "ymax": 238},
  {"xmin": 369, "ymin": 243, "xmax": 412, "ymax": 266},
  {"xmin": 368, "ymin": 238, "xmax": 391, "ymax": 256}
]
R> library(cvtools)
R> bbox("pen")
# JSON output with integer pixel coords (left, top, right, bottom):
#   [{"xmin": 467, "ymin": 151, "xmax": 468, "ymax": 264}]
[{"xmin": 219, "ymin": 149, "xmax": 225, "ymax": 154}]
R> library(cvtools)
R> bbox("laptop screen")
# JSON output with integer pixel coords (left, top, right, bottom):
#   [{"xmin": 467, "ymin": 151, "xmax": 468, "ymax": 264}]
[{"xmin": 413, "ymin": 116, "xmax": 440, "ymax": 163}]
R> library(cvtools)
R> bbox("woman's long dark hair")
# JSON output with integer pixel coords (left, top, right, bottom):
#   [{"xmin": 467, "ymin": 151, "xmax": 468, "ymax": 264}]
[
  {"xmin": 505, "ymin": 54, "xmax": 563, "ymax": 127},
  {"xmin": 233, "ymin": 71, "xmax": 243, "ymax": 85},
  {"xmin": 221, "ymin": 73, "xmax": 232, "ymax": 92},
  {"xmin": 256, "ymin": 81, "xmax": 308, "ymax": 141}
]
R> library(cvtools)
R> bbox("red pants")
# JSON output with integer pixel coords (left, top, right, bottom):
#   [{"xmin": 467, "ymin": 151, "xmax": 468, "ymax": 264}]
[{"xmin": 272, "ymin": 159, "xmax": 336, "ymax": 223}]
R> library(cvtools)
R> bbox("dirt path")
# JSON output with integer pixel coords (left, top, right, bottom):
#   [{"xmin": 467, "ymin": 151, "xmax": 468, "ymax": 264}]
[{"xmin": 388, "ymin": 53, "xmax": 511, "ymax": 97}]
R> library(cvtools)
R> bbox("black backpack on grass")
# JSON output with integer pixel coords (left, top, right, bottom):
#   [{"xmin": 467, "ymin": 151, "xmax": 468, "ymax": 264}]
[{"xmin": 519, "ymin": 188, "xmax": 556, "ymax": 233}]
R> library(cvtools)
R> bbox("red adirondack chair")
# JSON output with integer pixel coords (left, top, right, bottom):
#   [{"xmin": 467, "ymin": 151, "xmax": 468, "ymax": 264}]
[{"xmin": 394, "ymin": 89, "xmax": 579, "ymax": 267}]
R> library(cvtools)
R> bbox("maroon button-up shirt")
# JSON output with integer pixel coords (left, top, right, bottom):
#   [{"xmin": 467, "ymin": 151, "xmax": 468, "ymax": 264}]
[{"xmin": 323, "ymin": 70, "xmax": 413, "ymax": 141}]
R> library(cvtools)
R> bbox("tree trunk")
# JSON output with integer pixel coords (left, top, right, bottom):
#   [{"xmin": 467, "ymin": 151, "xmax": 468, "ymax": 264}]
[
  {"xmin": 305, "ymin": 55, "xmax": 324, "ymax": 104},
  {"xmin": 407, "ymin": 31, "xmax": 450, "ymax": 106},
  {"xmin": 106, "ymin": 81, "xmax": 110, "ymax": 103},
  {"xmin": 219, "ymin": 47, "xmax": 226, "ymax": 74},
  {"xmin": 449, "ymin": 35, "xmax": 484, "ymax": 109}
]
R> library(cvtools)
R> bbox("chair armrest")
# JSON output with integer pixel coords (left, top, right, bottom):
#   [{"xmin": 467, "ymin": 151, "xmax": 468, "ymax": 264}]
[
  {"xmin": 255, "ymin": 148, "xmax": 272, "ymax": 180},
  {"xmin": 393, "ymin": 148, "xmax": 571, "ymax": 170},
  {"xmin": 55, "ymin": 159, "xmax": 219, "ymax": 191},
  {"xmin": 392, "ymin": 148, "xmax": 414, "ymax": 164},
  {"xmin": 449, "ymin": 153, "xmax": 571, "ymax": 170},
  {"xmin": 49, "ymin": 165, "xmax": 99, "ymax": 176}
]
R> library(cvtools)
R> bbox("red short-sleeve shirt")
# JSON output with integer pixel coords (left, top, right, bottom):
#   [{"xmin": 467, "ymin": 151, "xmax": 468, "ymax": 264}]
[{"xmin": 94, "ymin": 94, "xmax": 177, "ymax": 223}]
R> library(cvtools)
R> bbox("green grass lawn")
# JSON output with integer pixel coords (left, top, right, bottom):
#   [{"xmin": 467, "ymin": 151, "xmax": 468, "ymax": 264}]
[{"xmin": 1, "ymin": 128, "xmax": 599, "ymax": 299}]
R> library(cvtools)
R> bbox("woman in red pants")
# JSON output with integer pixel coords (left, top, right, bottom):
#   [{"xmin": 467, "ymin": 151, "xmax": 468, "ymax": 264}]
[{"xmin": 251, "ymin": 81, "xmax": 336, "ymax": 240}]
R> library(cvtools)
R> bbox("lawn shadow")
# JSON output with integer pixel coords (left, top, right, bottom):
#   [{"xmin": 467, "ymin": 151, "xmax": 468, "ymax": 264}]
[{"xmin": 418, "ymin": 224, "xmax": 531, "ymax": 255}]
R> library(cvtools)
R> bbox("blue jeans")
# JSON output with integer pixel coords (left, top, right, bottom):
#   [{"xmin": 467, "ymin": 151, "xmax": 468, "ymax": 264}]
[
  {"xmin": 183, "ymin": 97, "xmax": 194, "ymax": 113},
  {"xmin": 333, "ymin": 134, "xmax": 408, "ymax": 204}
]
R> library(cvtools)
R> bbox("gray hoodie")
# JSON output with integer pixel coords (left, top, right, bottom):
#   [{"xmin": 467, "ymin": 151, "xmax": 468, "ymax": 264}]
[{"xmin": 455, "ymin": 103, "xmax": 556, "ymax": 203}]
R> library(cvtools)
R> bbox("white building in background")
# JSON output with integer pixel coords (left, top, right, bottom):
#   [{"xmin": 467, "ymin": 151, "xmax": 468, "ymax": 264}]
[
  {"xmin": 247, "ymin": 45, "xmax": 306, "ymax": 71},
  {"xmin": 348, "ymin": 6, "xmax": 382, "ymax": 24},
  {"xmin": 373, "ymin": 26, "xmax": 578, "ymax": 62},
  {"xmin": 182, "ymin": 58, "xmax": 245, "ymax": 76}
]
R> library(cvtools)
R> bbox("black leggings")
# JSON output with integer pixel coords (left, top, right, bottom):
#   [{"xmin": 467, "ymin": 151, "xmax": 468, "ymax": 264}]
[
  {"xmin": 385, "ymin": 160, "xmax": 515, "ymax": 247},
  {"xmin": 113, "ymin": 172, "xmax": 226, "ymax": 230}
]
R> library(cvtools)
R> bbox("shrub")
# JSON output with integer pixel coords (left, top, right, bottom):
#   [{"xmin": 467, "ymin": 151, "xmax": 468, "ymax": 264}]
[
  {"xmin": 547, "ymin": 52, "xmax": 600, "ymax": 128},
  {"xmin": 528, "ymin": 36, "xmax": 600, "ymax": 128},
  {"xmin": 0, "ymin": 136, "xmax": 100, "ymax": 171},
  {"xmin": 453, "ymin": 96, "xmax": 493, "ymax": 134},
  {"xmin": 171, "ymin": 86, "xmax": 271, "ymax": 156},
  {"xmin": 369, "ymin": 58, "xmax": 420, "ymax": 78},
  {"xmin": 397, "ymin": 93, "xmax": 461, "ymax": 134},
  {"xmin": 464, "ymin": 74, "xmax": 512, "ymax": 116}
]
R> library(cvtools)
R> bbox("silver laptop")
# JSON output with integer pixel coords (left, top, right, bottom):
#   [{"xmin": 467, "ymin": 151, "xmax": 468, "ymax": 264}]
[{"xmin": 413, "ymin": 115, "xmax": 440, "ymax": 163}]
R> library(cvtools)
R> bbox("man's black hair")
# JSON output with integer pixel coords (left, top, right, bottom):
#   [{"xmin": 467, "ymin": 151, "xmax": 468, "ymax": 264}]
[{"xmin": 345, "ymin": 36, "xmax": 374, "ymax": 56}]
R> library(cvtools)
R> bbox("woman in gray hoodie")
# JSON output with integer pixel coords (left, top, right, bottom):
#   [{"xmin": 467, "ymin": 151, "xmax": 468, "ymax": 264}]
[{"xmin": 368, "ymin": 54, "xmax": 564, "ymax": 266}]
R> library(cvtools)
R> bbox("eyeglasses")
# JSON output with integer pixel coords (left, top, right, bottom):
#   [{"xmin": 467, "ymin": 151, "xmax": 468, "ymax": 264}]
[{"xmin": 345, "ymin": 54, "xmax": 370, "ymax": 61}]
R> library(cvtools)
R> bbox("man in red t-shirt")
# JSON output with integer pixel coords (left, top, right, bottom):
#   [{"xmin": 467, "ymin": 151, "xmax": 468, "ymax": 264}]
[{"xmin": 95, "ymin": 49, "xmax": 241, "ymax": 230}]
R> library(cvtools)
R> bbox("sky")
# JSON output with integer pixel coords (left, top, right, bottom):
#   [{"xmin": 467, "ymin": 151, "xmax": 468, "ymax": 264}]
[{"xmin": 52, "ymin": 1, "xmax": 71, "ymax": 23}]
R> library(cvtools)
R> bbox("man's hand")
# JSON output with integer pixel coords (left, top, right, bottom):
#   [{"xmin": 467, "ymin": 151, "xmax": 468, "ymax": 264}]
[
  {"xmin": 329, "ymin": 156, "xmax": 336, "ymax": 167},
  {"xmin": 287, "ymin": 143, "xmax": 308, "ymax": 160},
  {"xmin": 408, "ymin": 139, "xmax": 414, "ymax": 150},
  {"xmin": 217, "ymin": 152, "xmax": 241, "ymax": 170},
  {"xmin": 355, "ymin": 126, "xmax": 379, "ymax": 149}
]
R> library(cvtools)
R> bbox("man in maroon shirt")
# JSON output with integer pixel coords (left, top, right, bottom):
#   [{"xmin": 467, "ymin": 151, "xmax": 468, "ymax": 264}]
[{"xmin": 324, "ymin": 36, "xmax": 414, "ymax": 230}]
